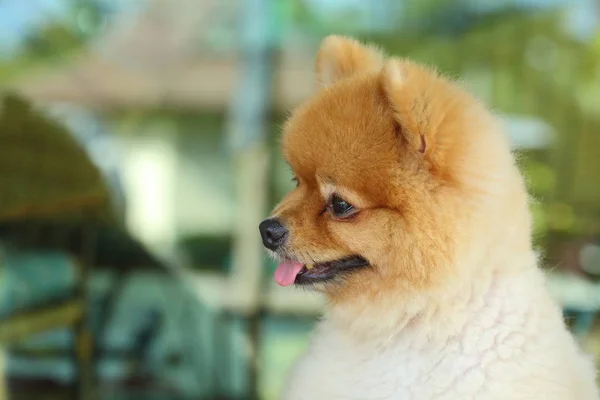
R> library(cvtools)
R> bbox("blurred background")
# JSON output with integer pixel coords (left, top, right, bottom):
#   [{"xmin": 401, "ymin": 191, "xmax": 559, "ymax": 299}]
[{"xmin": 0, "ymin": 0, "xmax": 598, "ymax": 399}]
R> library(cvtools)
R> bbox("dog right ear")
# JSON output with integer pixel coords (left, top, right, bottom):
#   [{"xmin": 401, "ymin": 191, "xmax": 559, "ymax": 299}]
[{"xmin": 316, "ymin": 35, "xmax": 384, "ymax": 87}]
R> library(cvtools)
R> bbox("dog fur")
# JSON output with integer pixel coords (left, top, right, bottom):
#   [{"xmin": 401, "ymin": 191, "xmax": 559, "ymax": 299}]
[{"xmin": 266, "ymin": 35, "xmax": 599, "ymax": 400}]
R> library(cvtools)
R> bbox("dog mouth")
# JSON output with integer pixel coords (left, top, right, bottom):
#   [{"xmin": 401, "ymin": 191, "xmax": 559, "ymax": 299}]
[{"xmin": 274, "ymin": 255, "xmax": 369, "ymax": 287}]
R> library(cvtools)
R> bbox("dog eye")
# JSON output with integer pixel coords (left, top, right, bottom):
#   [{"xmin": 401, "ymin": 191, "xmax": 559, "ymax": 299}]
[
  {"xmin": 291, "ymin": 176, "xmax": 299, "ymax": 187},
  {"xmin": 330, "ymin": 194, "xmax": 354, "ymax": 218}
]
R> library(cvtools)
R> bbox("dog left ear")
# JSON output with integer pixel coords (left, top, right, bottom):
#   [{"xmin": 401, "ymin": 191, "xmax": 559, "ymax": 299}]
[
  {"xmin": 380, "ymin": 59, "xmax": 432, "ymax": 155},
  {"xmin": 380, "ymin": 58, "xmax": 459, "ymax": 164},
  {"xmin": 316, "ymin": 35, "xmax": 384, "ymax": 87}
]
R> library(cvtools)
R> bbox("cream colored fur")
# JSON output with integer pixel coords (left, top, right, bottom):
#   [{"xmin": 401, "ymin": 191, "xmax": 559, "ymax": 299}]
[{"xmin": 283, "ymin": 257, "xmax": 599, "ymax": 399}]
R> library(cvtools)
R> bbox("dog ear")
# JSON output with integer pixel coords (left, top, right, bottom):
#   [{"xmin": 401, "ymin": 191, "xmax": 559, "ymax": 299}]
[
  {"xmin": 380, "ymin": 58, "xmax": 459, "ymax": 164},
  {"xmin": 316, "ymin": 35, "xmax": 385, "ymax": 87}
]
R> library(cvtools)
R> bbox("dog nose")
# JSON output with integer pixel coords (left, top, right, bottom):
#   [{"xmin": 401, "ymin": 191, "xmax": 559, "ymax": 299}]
[{"xmin": 259, "ymin": 218, "xmax": 288, "ymax": 251}]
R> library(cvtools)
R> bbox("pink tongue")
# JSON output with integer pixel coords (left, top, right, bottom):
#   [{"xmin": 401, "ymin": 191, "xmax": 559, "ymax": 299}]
[{"xmin": 274, "ymin": 261, "xmax": 304, "ymax": 287}]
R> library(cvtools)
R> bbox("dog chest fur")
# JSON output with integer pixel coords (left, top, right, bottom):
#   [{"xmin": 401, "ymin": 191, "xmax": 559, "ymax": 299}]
[{"xmin": 283, "ymin": 266, "xmax": 599, "ymax": 400}]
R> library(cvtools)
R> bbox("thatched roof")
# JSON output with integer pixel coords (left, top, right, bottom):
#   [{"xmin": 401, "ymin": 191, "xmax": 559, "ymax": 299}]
[{"xmin": 0, "ymin": 94, "xmax": 113, "ymax": 222}]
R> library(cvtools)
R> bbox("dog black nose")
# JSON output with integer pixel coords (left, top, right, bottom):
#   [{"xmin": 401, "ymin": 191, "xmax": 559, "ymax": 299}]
[{"xmin": 259, "ymin": 218, "xmax": 288, "ymax": 250}]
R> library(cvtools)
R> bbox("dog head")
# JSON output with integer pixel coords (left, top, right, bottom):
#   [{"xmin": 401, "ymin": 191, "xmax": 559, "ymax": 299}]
[{"xmin": 260, "ymin": 36, "xmax": 529, "ymax": 305}]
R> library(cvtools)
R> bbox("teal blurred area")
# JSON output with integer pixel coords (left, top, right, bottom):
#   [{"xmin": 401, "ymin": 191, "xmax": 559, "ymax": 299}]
[{"xmin": 0, "ymin": 0, "xmax": 598, "ymax": 399}]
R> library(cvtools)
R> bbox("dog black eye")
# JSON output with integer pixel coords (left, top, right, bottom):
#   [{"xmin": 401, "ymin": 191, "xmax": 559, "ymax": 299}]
[
  {"xmin": 330, "ymin": 194, "xmax": 354, "ymax": 217},
  {"xmin": 291, "ymin": 176, "xmax": 299, "ymax": 187}
]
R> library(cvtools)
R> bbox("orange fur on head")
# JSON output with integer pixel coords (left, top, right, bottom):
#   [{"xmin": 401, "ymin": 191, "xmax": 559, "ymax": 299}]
[
  {"xmin": 268, "ymin": 36, "xmax": 530, "ymax": 328},
  {"xmin": 316, "ymin": 35, "xmax": 384, "ymax": 87}
]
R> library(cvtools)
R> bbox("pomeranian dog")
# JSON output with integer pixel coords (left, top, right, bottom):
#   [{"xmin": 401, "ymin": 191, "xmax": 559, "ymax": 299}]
[{"xmin": 258, "ymin": 36, "xmax": 599, "ymax": 400}]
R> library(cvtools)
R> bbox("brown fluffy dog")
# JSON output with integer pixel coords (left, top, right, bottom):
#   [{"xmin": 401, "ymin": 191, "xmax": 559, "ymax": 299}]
[
  {"xmin": 258, "ymin": 36, "xmax": 598, "ymax": 399},
  {"xmin": 262, "ymin": 35, "xmax": 523, "ymax": 312}
]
